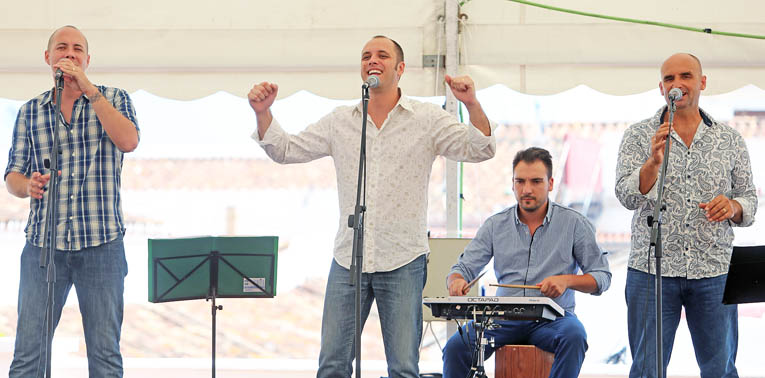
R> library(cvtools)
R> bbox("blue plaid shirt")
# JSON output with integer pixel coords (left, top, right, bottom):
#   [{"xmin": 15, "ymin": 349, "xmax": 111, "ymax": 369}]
[{"xmin": 4, "ymin": 85, "xmax": 139, "ymax": 251}]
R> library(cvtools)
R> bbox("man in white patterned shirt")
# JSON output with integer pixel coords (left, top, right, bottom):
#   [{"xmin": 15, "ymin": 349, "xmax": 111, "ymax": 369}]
[
  {"xmin": 5, "ymin": 25, "xmax": 139, "ymax": 377},
  {"xmin": 615, "ymin": 53, "xmax": 757, "ymax": 378},
  {"xmin": 248, "ymin": 35, "xmax": 496, "ymax": 378}
]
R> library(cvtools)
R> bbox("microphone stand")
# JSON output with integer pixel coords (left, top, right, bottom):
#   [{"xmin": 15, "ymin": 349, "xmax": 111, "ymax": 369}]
[
  {"xmin": 348, "ymin": 82, "xmax": 370, "ymax": 378},
  {"xmin": 39, "ymin": 72, "xmax": 66, "ymax": 378},
  {"xmin": 646, "ymin": 99, "xmax": 676, "ymax": 378}
]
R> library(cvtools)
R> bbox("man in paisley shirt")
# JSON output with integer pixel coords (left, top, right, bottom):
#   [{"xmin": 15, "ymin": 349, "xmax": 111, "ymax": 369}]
[
  {"xmin": 247, "ymin": 36, "xmax": 496, "ymax": 378},
  {"xmin": 615, "ymin": 53, "xmax": 757, "ymax": 377}
]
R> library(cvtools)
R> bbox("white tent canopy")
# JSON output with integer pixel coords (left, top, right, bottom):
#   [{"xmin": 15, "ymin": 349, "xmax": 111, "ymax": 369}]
[{"xmin": 2, "ymin": 0, "xmax": 765, "ymax": 100}]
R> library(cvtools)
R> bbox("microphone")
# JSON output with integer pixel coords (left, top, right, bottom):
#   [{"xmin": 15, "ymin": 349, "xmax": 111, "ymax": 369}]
[
  {"xmin": 362, "ymin": 75, "xmax": 379, "ymax": 89},
  {"xmin": 668, "ymin": 88, "xmax": 683, "ymax": 102},
  {"xmin": 55, "ymin": 68, "xmax": 64, "ymax": 81}
]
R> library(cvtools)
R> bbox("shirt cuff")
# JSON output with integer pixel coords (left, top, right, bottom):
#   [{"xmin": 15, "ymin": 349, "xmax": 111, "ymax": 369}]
[
  {"xmin": 732, "ymin": 196, "xmax": 756, "ymax": 227},
  {"xmin": 587, "ymin": 271, "xmax": 610, "ymax": 296},
  {"xmin": 626, "ymin": 165, "xmax": 658, "ymax": 201},
  {"xmin": 466, "ymin": 119, "xmax": 497, "ymax": 145},
  {"xmin": 251, "ymin": 118, "xmax": 285, "ymax": 146},
  {"xmin": 446, "ymin": 267, "xmax": 471, "ymax": 290}
]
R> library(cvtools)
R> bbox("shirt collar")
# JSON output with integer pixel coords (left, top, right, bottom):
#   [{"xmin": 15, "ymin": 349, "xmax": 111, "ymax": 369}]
[
  {"xmin": 512, "ymin": 200, "xmax": 555, "ymax": 225},
  {"xmin": 41, "ymin": 88, "xmax": 55, "ymax": 106},
  {"xmin": 353, "ymin": 88, "xmax": 414, "ymax": 115},
  {"xmin": 41, "ymin": 86, "xmax": 95, "ymax": 107},
  {"xmin": 657, "ymin": 106, "xmax": 714, "ymax": 127}
]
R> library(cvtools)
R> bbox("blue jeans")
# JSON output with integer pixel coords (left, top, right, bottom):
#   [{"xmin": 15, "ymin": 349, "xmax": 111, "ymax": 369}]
[
  {"xmin": 317, "ymin": 255, "xmax": 427, "ymax": 378},
  {"xmin": 9, "ymin": 238, "xmax": 128, "ymax": 378},
  {"xmin": 625, "ymin": 268, "xmax": 738, "ymax": 378},
  {"xmin": 442, "ymin": 311, "xmax": 587, "ymax": 378}
]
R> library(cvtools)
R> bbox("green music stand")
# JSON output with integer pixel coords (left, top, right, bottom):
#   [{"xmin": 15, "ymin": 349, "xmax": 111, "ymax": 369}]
[{"xmin": 148, "ymin": 236, "xmax": 278, "ymax": 377}]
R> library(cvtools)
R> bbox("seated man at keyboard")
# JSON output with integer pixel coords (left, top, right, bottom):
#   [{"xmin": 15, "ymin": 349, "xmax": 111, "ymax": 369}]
[{"xmin": 442, "ymin": 147, "xmax": 611, "ymax": 378}]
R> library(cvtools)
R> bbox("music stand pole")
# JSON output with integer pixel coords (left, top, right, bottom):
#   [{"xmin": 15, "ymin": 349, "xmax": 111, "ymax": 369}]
[
  {"xmin": 207, "ymin": 251, "xmax": 223, "ymax": 378},
  {"xmin": 348, "ymin": 83, "xmax": 370, "ymax": 378},
  {"xmin": 647, "ymin": 100, "xmax": 677, "ymax": 378},
  {"xmin": 39, "ymin": 73, "xmax": 66, "ymax": 378}
]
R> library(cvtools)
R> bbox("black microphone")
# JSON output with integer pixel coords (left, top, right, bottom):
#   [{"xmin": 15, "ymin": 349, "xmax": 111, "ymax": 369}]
[
  {"xmin": 55, "ymin": 68, "xmax": 64, "ymax": 81},
  {"xmin": 362, "ymin": 75, "xmax": 379, "ymax": 89},
  {"xmin": 668, "ymin": 88, "xmax": 683, "ymax": 102}
]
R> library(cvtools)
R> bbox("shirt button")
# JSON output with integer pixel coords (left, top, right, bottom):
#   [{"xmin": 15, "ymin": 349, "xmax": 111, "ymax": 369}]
[
  {"xmin": 685, "ymin": 223, "xmax": 690, "ymax": 227},
  {"xmin": 70, "ymin": 173, "xmax": 74, "ymax": 177},
  {"xmin": 686, "ymin": 175, "xmax": 690, "ymax": 178},
  {"xmin": 686, "ymin": 199, "xmax": 690, "ymax": 203},
  {"xmin": 68, "ymin": 216, "xmax": 73, "ymax": 220}
]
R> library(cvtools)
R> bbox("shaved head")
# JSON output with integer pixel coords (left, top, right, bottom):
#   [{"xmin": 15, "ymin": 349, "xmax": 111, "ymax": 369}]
[
  {"xmin": 661, "ymin": 53, "xmax": 702, "ymax": 76},
  {"xmin": 47, "ymin": 25, "xmax": 89, "ymax": 53}
]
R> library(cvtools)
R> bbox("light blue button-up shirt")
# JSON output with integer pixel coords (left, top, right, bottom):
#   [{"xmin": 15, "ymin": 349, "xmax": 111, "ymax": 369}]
[{"xmin": 449, "ymin": 201, "xmax": 611, "ymax": 313}]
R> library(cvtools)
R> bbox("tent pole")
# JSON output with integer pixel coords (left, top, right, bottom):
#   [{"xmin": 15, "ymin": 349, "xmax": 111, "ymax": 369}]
[{"xmin": 445, "ymin": 0, "xmax": 460, "ymax": 238}]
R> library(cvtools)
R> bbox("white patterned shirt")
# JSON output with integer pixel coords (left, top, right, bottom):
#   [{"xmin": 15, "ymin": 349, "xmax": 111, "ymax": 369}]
[
  {"xmin": 254, "ymin": 94, "xmax": 496, "ymax": 272},
  {"xmin": 615, "ymin": 107, "xmax": 757, "ymax": 278}
]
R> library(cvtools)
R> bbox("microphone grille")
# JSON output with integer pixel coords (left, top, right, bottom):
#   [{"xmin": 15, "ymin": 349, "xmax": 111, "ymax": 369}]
[{"xmin": 366, "ymin": 75, "xmax": 379, "ymax": 89}]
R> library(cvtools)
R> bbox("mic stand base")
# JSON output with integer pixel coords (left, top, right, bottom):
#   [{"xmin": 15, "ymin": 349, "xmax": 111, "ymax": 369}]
[{"xmin": 468, "ymin": 319, "xmax": 496, "ymax": 378}]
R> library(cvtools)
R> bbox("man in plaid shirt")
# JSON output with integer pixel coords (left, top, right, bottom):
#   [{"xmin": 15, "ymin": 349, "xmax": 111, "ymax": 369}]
[{"xmin": 4, "ymin": 25, "xmax": 139, "ymax": 378}]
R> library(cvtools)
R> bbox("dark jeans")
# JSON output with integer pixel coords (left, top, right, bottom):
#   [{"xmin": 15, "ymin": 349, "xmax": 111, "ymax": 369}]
[{"xmin": 442, "ymin": 311, "xmax": 588, "ymax": 378}]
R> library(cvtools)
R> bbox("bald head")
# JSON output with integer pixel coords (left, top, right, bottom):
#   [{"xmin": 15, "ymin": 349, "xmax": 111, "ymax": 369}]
[
  {"xmin": 661, "ymin": 53, "xmax": 702, "ymax": 77},
  {"xmin": 47, "ymin": 25, "xmax": 89, "ymax": 53}
]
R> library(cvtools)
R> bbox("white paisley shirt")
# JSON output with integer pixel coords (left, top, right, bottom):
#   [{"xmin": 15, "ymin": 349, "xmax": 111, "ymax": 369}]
[
  {"xmin": 615, "ymin": 106, "xmax": 757, "ymax": 278},
  {"xmin": 254, "ymin": 94, "xmax": 496, "ymax": 273}
]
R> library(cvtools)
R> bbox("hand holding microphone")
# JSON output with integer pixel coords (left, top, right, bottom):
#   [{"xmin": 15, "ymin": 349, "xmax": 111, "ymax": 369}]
[
  {"xmin": 650, "ymin": 88, "xmax": 683, "ymax": 167},
  {"xmin": 52, "ymin": 59, "xmax": 93, "ymax": 93}
]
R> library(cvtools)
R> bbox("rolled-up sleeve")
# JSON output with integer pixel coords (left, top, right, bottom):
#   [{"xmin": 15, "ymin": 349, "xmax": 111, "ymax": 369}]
[
  {"xmin": 573, "ymin": 216, "xmax": 611, "ymax": 295},
  {"xmin": 615, "ymin": 123, "xmax": 655, "ymax": 210},
  {"xmin": 731, "ymin": 134, "xmax": 758, "ymax": 227},
  {"xmin": 4, "ymin": 107, "xmax": 30, "ymax": 180},
  {"xmin": 111, "ymin": 88, "xmax": 140, "ymax": 140},
  {"xmin": 431, "ymin": 104, "xmax": 496, "ymax": 163},
  {"xmin": 447, "ymin": 216, "xmax": 495, "ymax": 288},
  {"xmin": 253, "ymin": 115, "xmax": 332, "ymax": 164}
]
